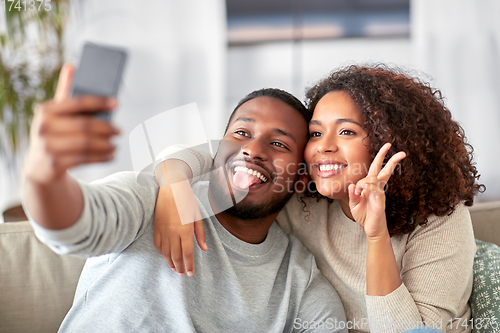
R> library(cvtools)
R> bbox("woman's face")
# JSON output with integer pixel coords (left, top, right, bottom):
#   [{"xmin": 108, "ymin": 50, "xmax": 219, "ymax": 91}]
[{"xmin": 304, "ymin": 91, "xmax": 372, "ymax": 201}]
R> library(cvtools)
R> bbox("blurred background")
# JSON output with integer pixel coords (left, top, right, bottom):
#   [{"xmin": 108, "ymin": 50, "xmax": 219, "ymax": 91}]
[{"xmin": 1, "ymin": 0, "xmax": 499, "ymax": 222}]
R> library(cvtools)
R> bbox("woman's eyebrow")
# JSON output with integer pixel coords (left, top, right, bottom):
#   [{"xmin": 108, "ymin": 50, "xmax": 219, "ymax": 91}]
[
  {"xmin": 309, "ymin": 118, "xmax": 363, "ymax": 127},
  {"xmin": 335, "ymin": 118, "xmax": 364, "ymax": 127}
]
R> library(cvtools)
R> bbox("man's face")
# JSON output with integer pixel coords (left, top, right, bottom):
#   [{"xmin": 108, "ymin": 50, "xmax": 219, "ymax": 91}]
[{"xmin": 209, "ymin": 96, "xmax": 308, "ymax": 219}]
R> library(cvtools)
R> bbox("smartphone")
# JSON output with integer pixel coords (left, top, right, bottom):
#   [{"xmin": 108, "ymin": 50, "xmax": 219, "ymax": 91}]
[{"xmin": 70, "ymin": 42, "xmax": 128, "ymax": 122}]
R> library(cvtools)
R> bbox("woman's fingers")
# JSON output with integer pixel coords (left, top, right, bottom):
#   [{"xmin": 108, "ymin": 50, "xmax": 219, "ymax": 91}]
[
  {"xmin": 368, "ymin": 143, "xmax": 391, "ymax": 177},
  {"xmin": 367, "ymin": 143, "xmax": 406, "ymax": 186},
  {"xmin": 181, "ymin": 234, "xmax": 195, "ymax": 277},
  {"xmin": 194, "ymin": 219, "xmax": 208, "ymax": 251},
  {"xmin": 348, "ymin": 183, "xmax": 361, "ymax": 204},
  {"xmin": 170, "ymin": 236, "xmax": 186, "ymax": 277},
  {"xmin": 162, "ymin": 236, "xmax": 176, "ymax": 271},
  {"xmin": 353, "ymin": 143, "xmax": 406, "ymax": 200},
  {"xmin": 152, "ymin": 184, "xmax": 201, "ymax": 277},
  {"xmin": 359, "ymin": 183, "xmax": 386, "ymax": 197},
  {"xmin": 153, "ymin": 187, "xmax": 179, "ymax": 271},
  {"xmin": 355, "ymin": 175, "xmax": 383, "ymax": 195},
  {"xmin": 378, "ymin": 151, "xmax": 406, "ymax": 184},
  {"xmin": 153, "ymin": 222, "xmax": 176, "ymax": 271},
  {"xmin": 153, "ymin": 225, "xmax": 162, "ymax": 253}
]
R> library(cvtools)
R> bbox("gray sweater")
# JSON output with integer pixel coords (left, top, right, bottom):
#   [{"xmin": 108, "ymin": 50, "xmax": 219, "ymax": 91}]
[{"xmin": 29, "ymin": 172, "xmax": 347, "ymax": 333}]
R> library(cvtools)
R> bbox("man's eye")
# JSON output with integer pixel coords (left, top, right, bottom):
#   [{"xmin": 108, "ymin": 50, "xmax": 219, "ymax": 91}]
[
  {"xmin": 271, "ymin": 142, "xmax": 287, "ymax": 149},
  {"xmin": 340, "ymin": 129, "xmax": 355, "ymax": 135},
  {"xmin": 235, "ymin": 130, "xmax": 249, "ymax": 137},
  {"xmin": 310, "ymin": 131, "xmax": 321, "ymax": 137}
]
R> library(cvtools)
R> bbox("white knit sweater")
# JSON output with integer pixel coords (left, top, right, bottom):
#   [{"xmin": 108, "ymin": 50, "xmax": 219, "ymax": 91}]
[{"xmin": 276, "ymin": 196, "xmax": 475, "ymax": 333}]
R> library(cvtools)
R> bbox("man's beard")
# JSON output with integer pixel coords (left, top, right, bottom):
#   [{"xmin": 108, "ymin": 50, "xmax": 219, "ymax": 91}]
[{"xmin": 209, "ymin": 169, "xmax": 295, "ymax": 221}]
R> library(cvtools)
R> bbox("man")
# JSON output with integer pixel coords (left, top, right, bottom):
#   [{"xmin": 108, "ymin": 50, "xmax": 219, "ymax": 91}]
[{"xmin": 23, "ymin": 64, "xmax": 346, "ymax": 332}]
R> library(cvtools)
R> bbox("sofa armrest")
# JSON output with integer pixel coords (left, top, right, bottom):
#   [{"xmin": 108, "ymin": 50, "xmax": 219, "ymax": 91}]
[
  {"xmin": 468, "ymin": 200, "xmax": 500, "ymax": 246},
  {"xmin": 0, "ymin": 221, "xmax": 86, "ymax": 333}
]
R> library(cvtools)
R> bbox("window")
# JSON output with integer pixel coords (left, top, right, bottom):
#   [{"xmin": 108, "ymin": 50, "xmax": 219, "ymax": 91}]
[{"xmin": 227, "ymin": 0, "xmax": 410, "ymax": 45}]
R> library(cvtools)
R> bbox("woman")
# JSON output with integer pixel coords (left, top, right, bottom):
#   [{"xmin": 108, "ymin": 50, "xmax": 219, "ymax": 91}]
[{"xmin": 154, "ymin": 65, "xmax": 483, "ymax": 332}]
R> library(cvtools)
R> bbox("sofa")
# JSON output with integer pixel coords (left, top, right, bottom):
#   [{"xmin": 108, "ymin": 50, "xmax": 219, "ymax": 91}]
[{"xmin": 0, "ymin": 201, "xmax": 499, "ymax": 333}]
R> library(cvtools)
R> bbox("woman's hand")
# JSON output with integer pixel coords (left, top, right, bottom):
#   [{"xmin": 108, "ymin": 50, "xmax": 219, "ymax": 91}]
[
  {"xmin": 154, "ymin": 161, "xmax": 207, "ymax": 277},
  {"xmin": 348, "ymin": 143, "xmax": 406, "ymax": 240}
]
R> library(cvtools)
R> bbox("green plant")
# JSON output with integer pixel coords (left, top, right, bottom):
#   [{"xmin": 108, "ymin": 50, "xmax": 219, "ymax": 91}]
[{"xmin": 0, "ymin": 0, "xmax": 69, "ymax": 154}]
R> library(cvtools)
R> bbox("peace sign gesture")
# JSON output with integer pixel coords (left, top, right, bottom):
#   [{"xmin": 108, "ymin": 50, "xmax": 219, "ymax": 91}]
[{"xmin": 348, "ymin": 143, "xmax": 406, "ymax": 240}]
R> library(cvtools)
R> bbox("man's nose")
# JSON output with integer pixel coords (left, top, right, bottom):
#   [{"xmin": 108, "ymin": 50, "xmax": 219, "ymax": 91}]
[{"xmin": 242, "ymin": 138, "xmax": 268, "ymax": 161}]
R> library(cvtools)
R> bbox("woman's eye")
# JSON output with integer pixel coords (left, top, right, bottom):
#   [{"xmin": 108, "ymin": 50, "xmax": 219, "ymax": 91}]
[
  {"xmin": 235, "ymin": 130, "xmax": 249, "ymax": 137},
  {"xmin": 310, "ymin": 131, "xmax": 321, "ymax": 137},
  {"xmin": 340, "ymin": 129, "xmax": 356, "ymax": 135}
]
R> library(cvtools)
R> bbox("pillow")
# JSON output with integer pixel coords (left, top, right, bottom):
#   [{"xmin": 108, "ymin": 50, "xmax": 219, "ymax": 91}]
[{"xmin": 469, "ymin": 239, "xmax": 500, "ymax": 332}]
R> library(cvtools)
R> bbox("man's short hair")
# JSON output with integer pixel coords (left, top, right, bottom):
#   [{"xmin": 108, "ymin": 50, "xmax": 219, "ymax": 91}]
[{"xmin": 224, "ymin": 88, "xmax": 311, "ymax": 134}]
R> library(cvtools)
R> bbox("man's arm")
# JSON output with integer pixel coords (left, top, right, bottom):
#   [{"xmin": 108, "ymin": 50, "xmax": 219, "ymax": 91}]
[
  {"xmin": 23, "ymin": 64, "xmax": 119, "ymax": 230},
  {"xmin": 28, "ymin": 172, "xmax": 158, "ymax": 257},
  {"xmin": 293, "ymin": 257, "xmax": 347, "ymax": 333}
]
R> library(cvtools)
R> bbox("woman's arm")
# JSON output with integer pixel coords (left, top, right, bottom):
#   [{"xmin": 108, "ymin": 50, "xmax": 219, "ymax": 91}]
[
  {"xmin": 348, "ymin": 143, "xmax": 405, "ymax": 297},
  {"xmin": 365, "ymin": 204, "xmax": 475, "ymax": 332},
  {"xmin": 350, "ymin": 145, "xmax": 474, "ymax": 332},
  {"xmin": 153, "ymin": 146, "xmax": 213, "ymax": 276},
  {"xmin": 154, "ymin": 145, "xmax": 212, "ymax": 183}
]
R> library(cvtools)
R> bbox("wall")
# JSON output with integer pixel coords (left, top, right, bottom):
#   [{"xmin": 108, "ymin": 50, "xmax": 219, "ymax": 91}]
[
  {"xmin": 226, "ymin": 9, "xmax": 499, "ymax": 202},
  {"xmin": 0, "ymin": 0, "xmax": 227, "ymax": 220}
]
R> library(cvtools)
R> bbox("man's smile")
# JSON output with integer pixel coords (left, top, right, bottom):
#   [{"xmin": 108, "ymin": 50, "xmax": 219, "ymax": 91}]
[{"xmin": 227, "ymin": 160, "xmax": 272, "ymax": 191}]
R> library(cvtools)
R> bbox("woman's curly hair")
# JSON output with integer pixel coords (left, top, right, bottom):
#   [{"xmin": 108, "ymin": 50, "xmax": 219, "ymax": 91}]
[{"xmin": 304, "ymin": 64, "xmax": 485, "ymax": 236}]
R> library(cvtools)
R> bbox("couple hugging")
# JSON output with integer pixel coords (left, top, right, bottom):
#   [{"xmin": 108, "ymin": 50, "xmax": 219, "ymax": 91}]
[{"xmin": 23, "ymin": 63, "xmax": 482, "ymax": 332}]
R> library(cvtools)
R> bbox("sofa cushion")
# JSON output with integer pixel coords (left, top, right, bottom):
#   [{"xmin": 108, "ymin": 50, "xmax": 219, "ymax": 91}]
[
  {"xmin": 470, "ymin": 239, "xmax": 500, "ymax": 332},
  {"xmin": 0, "ymin": 221, "xmax": 86, "ymax": 333}
]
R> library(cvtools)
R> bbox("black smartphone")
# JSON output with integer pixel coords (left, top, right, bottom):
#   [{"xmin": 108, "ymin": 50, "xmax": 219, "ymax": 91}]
[{"xmin": 70, "ymin": 42, "xmax": 128, "ymax": 121}]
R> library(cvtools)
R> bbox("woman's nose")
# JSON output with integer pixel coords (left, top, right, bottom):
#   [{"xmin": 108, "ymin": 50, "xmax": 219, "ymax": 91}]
[{"xmin": 316, "ymin": 134, "xmax": 338, "ymax": 154}]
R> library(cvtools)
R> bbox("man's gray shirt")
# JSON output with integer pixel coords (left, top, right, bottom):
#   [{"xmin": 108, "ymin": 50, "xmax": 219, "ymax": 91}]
[{"xmin": 29, "ymin": 172, "xmax": 346, "ymax": 332}]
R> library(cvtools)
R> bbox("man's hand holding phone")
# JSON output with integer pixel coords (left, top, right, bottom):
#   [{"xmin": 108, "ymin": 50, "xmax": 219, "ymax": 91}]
[
  {"xmin": 23, "ymin": 42, "xmax": 127, "ymax": 229},
  {"xmin": 24, "ymin": 64, "xmax": 120, "ymax": 184},
  {"xmin": 23, "ymin": 64, "xmax": 121, "ymax": 230},
  {"xmin": 25, "ymin": 41, "xmax": 127, "ymax": 183}
]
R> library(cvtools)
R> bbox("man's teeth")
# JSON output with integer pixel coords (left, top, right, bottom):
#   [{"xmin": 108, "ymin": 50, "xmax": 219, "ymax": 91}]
[
  {"xmin": 234, "ymin": 166, "xmax": 267, "ymax": 183},
  {"xmin": 319, "ymin": 164, "xmax": 345, "ymax": 172}
]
